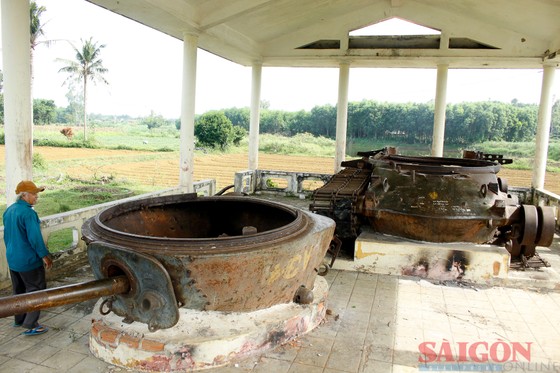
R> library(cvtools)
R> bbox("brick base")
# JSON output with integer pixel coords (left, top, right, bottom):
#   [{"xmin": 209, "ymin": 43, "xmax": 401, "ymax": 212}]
[{"xmin": 89, "ymin": 276, "xmax": 328, "ymax": 372}]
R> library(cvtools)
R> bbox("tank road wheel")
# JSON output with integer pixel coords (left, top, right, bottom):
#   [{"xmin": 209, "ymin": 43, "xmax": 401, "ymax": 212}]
[
  {"xmin": 520, "ymin": 205, "xmax": 538, "ymax": 246},
  {"xmin": 536, "ymin": 206, "xmax": 556, "ymax": 247},
  {"xmin": 506, "ymin": 238, "xmax": 521, "ymax": 257},
  {"xmin": 517, "ymin": 205, "xmax": 538, "ymax": 258}
]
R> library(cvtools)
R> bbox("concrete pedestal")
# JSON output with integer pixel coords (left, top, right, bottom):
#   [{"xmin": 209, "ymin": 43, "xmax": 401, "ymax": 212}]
[
  {"xmin": 89, "ymin": 276, "xmax": 328, "ymax": 372},
  {"xmin": 333, "ymin": 228, "xmax": 510, "ymax": 283}
]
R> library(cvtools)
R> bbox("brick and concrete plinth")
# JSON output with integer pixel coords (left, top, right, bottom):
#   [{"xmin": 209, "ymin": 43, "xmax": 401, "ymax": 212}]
[
  {"xmin": 333, "ymin": 227, "xmax": 511, "ymax": 284},
  {"xmin": 89, "ymin": 276, "xmax": 328, "ymax": 372}
]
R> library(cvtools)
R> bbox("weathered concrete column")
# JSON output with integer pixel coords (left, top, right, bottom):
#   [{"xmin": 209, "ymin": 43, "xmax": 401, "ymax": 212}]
[
  {"xmin": 179, "ymin": 32, "xmax": 198, "ymax": 192},
  {"xmin": 532, "ymin": 64, "xmax": 557, "ymax": 190},
  {"xmin": 334, "ymin": 62, "xmax": 350, "ymax": 172},
  {"xmin": 1, "ymin": 0, "xmax": 33, "ymax": 206},
  {"xmin": 248, "ymin": 63, "xmax": 262, "ymax": 170},
  {"xmin": 431, "ymin": 64, "xmax": 449, "ymax": 157}
]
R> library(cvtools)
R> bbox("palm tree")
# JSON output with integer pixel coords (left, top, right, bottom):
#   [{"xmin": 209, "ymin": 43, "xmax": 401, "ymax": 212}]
[
  {"xmin": 58, "ymin": 38, "xmax": 108, "ymax": 141},
  {"xmin": 30, "ymin": 1, "xmax": 47, "ymax": 51},
  {"xmin": 30, "ymin": 1, "xmax": 48, "ymax": 91}
]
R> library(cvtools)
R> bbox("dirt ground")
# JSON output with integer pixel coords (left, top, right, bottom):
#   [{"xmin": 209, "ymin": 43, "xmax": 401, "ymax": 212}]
[{"xmin": 1, "ymin": 146, "xmax": 559, "ymax": 194}]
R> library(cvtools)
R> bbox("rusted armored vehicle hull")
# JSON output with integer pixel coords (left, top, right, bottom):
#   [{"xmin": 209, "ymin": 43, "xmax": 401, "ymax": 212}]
[{"xmin": 311, "ymin": 148, "xmax": 556, "ymax": 260}]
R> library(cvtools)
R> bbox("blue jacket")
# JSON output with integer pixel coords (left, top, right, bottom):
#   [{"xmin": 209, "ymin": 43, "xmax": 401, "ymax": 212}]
[{"xmin": 3, "ymin": 199, "xmax": 50, "ymax": 272}]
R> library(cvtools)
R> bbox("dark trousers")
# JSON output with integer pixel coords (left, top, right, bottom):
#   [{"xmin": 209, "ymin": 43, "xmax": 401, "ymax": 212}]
[{"xmin": 9, "ymin": 266, "xmax": 46, "ymax": 329}]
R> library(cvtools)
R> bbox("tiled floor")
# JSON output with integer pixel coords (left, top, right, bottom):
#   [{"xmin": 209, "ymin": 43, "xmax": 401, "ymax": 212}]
[{"xmin": 1, "ymin": 260, "xmax": 560, "ymax": 372}]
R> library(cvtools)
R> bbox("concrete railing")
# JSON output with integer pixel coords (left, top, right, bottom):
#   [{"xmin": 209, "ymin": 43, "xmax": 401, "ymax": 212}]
[
  {"xmin": 510, "ymin": 187, "xmax": 560, "ymax": 231},
  {"xmin": 533, "ymin": 188, "xmax": 560, "ymax": 232},
  {"xmin": 0, "ymin": 180, "xmax": 216, "ymax": 289},
  {"xmin": 234, "ymin": 169, "xmax": 332, "ymax": 196}
]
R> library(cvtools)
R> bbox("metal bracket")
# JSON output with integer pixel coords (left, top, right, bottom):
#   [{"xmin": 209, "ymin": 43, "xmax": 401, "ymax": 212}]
[{"xmin": 88, "ymin": 242, "xmax": 179, "ymax": 331}]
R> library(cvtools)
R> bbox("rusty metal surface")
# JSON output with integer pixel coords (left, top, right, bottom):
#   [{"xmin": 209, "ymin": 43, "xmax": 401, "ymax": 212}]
[
  {"xmin": 82, "ymin": 194, "xmax": 335, "ymax": 312},
  {"xmin": 88, "ymin": 242, "xmax": 179, "ymax": 331},
  {"xmin": 510, "ymin": 252, "xmax": 551, "ymax": 270},
  {"xmin": 310, "ymin": 147, "xmax": 556, "ymax": 263},
  {"xmin": 502, "ymin": 205, "xmax": 555, "ymax": 258},
  {"xmin": 83, "ymin": 194, "xmax": 308, "ymax": 253},
  {"xmin": 0, "ymin": 276, "xmax": 129, "ymax": 319},
  {"xmin": 310, "ymin": 167, "xmax": 371, "ymax": 238},
  {"xmin": 362, "ymin": 155, "xmax": 508, "ymax": 243},
  {"xmin": 369, "ymin": 210, "xmax": 494, "ymax": 243}
]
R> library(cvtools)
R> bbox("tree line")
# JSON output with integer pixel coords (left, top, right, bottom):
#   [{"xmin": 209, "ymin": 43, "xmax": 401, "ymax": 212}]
[
  {"xmin": 2, "ymin": 98, "xmax": 559, "ymax": 147},
  {"xmin": 222, "ymin": 100, "xmax": 560, "ymax": 145}
]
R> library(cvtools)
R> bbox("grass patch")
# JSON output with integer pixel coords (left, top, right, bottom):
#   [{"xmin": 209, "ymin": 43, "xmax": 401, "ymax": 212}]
[
  {"xmin": 41, "ymin": 184, "xmax": 133, "ymax": 213},
  {"xmin": 0, "ymin": 176, "xmax": 157, "ymax": 225},
  {"xmin": 47, "ymin": 228, "xmax": 75, "ymax": 253},
  {"xmin": 472, "ymin": 140, "xmax": 560, "ymax": 170},
  {"xmin": 258, "ymin": 133, "xmax": 336, "ymax": 157},
  {"xmin": 33, "ymin": 125, "xmax": 181, "ymax": 151}
]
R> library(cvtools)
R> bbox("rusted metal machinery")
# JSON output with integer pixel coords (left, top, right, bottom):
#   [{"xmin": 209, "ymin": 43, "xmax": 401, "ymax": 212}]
[
  {"xmin": 0, "ymin": 194, "xmax": 335, "ymax": 331},
  {"xmin": 311, "ymin": 147, "xmax": 556, "ymax": 264}
]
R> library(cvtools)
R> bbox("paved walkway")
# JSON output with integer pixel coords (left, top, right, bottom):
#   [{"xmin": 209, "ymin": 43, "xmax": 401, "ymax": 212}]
[{"xmin": 1, "ymin": 256, "xmax": 559, "ymax": 373}]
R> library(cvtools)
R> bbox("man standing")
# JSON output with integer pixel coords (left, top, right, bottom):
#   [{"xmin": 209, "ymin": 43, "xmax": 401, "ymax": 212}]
[{"xmin": 3, "ymin": 180, "xmax": 52, "ymax": 336}]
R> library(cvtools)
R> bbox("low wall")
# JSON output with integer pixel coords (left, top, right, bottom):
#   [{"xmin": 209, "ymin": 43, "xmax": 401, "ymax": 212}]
[
  {"xmin": 234, "ymin": 169, "xmax": 332, "ymax": 196},
  {"xmin": 533, "ymin": 188, "xmax": 560, "ymax": 232},
  {"xmin": 0, "ymin": 180, "xmax": 215, "ymax": 289}
]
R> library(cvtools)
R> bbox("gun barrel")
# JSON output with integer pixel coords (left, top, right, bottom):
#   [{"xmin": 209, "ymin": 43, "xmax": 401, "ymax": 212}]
[{"xmin": 0, "ymin": 275, "xmax": 129, "ymax": 319}]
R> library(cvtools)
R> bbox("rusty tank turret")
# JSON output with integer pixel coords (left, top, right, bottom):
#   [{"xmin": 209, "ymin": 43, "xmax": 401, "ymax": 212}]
[
  {"xmin": 311, "ymin": 147, "xmax": 556, "ymax": 261},
  {"xmin": 1, "ymin": 194, "xmax": 335, "ymax": 331}
]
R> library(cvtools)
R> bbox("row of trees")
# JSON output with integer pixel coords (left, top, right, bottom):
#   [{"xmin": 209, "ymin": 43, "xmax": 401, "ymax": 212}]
[
  {"xmin": 221, "ymin": 100, "xmax": 560, "ymax": 144},
  {"xmin": 2, "ymin": 96, "xmax": 559, "ymax": 147}
]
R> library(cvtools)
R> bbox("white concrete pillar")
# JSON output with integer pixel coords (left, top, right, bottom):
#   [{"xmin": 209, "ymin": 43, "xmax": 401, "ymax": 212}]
[
  {"xmin": 248, "ymin": 63, "xmax": 262, "ymax": 170},
  {"xmin": 1, "ymin": 0, "xmax": 33, "ymax": 206},
  {"xmin": 431, "ymin": 64, "xmax": 449, "ymax": 157},
  {"xmin": 334, "ymin": 62, "xmax": 350, "ymax": 172},
  {"xmin": 532, "ymin": 64, "xmax": 557, "ymax": 190},
  {"xmin": 179, "ymin": 33, "xmax": 198, "ymax": 192}
]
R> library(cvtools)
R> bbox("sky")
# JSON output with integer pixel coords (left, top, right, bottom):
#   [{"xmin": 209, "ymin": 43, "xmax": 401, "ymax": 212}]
[{"xmin": 1, "ymin": 0, "xmax": 559, "ymax": 119}]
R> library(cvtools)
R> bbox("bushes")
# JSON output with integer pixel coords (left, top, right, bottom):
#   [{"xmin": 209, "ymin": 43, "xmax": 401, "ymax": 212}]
[
  {"xmin": 32, "ymin": 153, "xmax": 47, "ymax": 170},
  {"xmin": 140, "ymin": 113, "xmax": 168, "ymax": 130},
  {"xmin": 259, "ymin": 133, "xmax": 335, "ymax": 157},
  {"xmin": 194, "ymin": 111, "xmax": 247, "ymax": 150}
]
